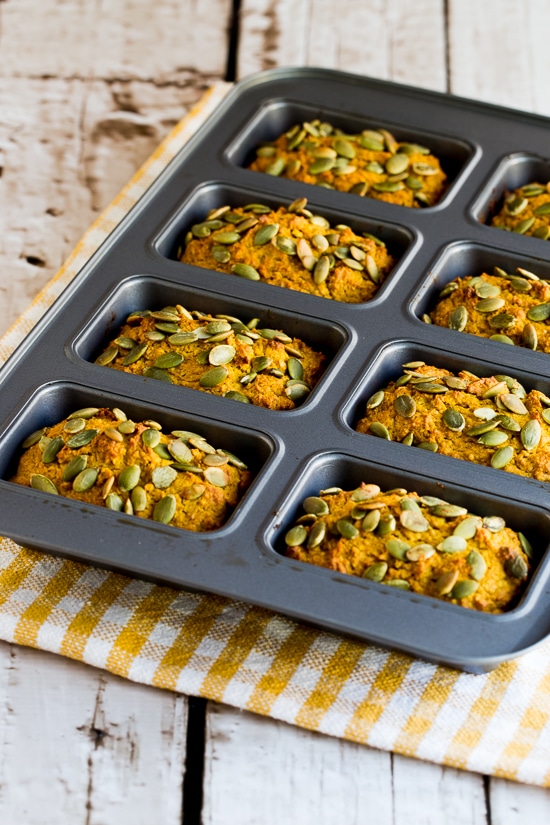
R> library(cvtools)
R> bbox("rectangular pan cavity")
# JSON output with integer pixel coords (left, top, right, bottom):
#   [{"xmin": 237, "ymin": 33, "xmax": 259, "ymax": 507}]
[
  {"xmin": 155, "ymin": 181, "xmax": 415, "ymax": 270},
  {"xmin": 268, "ymin": 452, "xmax": 548, "ymax": 614},
  {"xmin": 473, "ymin": 152, "xmax": 550, "ymax": 224},
  {"xmin": 225, "ymin": 98, "xmax": 474, "ymax": 198},
  {"xmin": 0, "ymin": 381, "xmax": 274, "ymax": 506}
]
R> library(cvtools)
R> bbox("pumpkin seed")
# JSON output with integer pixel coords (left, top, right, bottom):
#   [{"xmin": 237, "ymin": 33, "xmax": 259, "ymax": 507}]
[
  {"xmin": 491, "ymin": 445, "xmax": 514, "ymax": 469},
  {"xmin": 431, "ymin": 503, "xmax": 468, "ymax": 518},
  {"xmin": 366, "ymin": 390, "xmax": 384, "ymax": 409},
  {"xmin": 406, "ymin": 543, "xmax": 435, "ymax": 561},
  {"xmin": 204, "ymin": 467, "xmax": 228, "ymax": 487},
  {"xmin": 363, "ymin": 562, "xmax": 387, "ymax": 582},
  {"xmin": 475, "ymin": 282, "xmax": 501, "ymax": 299},
  {"xmin": 118, "ymin": 420, "xmax": 136, "ymax": 434},
  {"xmin": 451, "ymin": 580, "xmax": 479, "ymax": 599},
  {"xmin": 401, "ymin": 498, "xmax": 421, "ymax": 513},
  {"xmin": 208, "ymin": 345, "xmax": 236, "ymax": 366},
  {"xmin": 518, "ymin": 532, "xmax": 533, "ymax": 559},
  {"xmin": 400, "ymin": 510, "xmax": 429, "ymax": 532},
  {"xmin": 309, "ymin": 158, "xmax": 335, "ymax": 174},
  {"xmin": 336, "ymin": 519, "xmax": 358, "ymax": 539},
  {"xmin": 168, "ymin": 440, "xmax": 193, "ymax": 463},
  {"xmin": 522, "ymin": 323, "xmax": 538, "ymax": 350},
  {"xmin": 533, "ymin": 202, "xmax": 550, "ymax": 215},
  {"xmin": 254, "ymin": 223, "xmax": 279, "ymax": 245},
  {"xmin": 442, "ymin": 408, "xmax": 465, "ymax": 431},
  {"xmin": 303, "ymin": 496, "xmax": 329, "ymax": 516},
  {"xmin": 22, "ymin": 428, "xmax": 46, "ymax": 449},
  {"xmin": 73, "ymin": 467, "xmax": 99, "ymax": 492},
  {"xmin": 141, "ymin": 428, "xmax": 160, "ymax": 448},
  {"xmin": 506, "ymin": 196, "xmax": 528, "ymax": 215},
  {"xmin": 437, "ymin": 536, "xmax": 467, "ymax": 553},
  {"xmin": 483, "ymin": 516, "xmax": 505, "ymax": 532},
  {"xmin": 211, "ymin": 246, "xmax": 232, "ymax": 264},
  {"xmin": 412, "ymin": 382, "xmax": 447, "ymax": 394},
  {"xmin": 69, "ymin": 408, "xmax": 99, "ymax": 420},
  {"xmin": 385, "ymin": 580, "xmax": 411, "ymax": 590},
  {"xmin": 276, "ymin": 236, "xmax": 297, "ymax": 255},
  {"xmin": 359, "ymin": 135, "xmax": 385, "ymax": 151},
  {"xmin": 434, "ymin": 569, "xmax": 459, "ymax": 595},
  {"xmin": 505, "ymin": 554, "xmax": 529, "ymax": 580},
  {"xmin": 351, "ymin": 485, "xmax": 380, "ymax": 501},
  {"xmin": 533, "ymin": 226, "xmax": 550, "ymax": 239},
  {"xmin": 497, "ymin": 414, "xmax": 521, "ymax": 432},
  {"xmin": 131, "ymin": 486, "xmax": 148, "ymax": 512},
  {"xmin": 119, "ymin": 464, "xmax": 141, "ymax": 491},
  {"xmin": 153, "ymin": 495, "xmax": 177, "ymax": 524},
  {"xmin": 453, "ymin": 516, "xmax": 482, "ymax": 539},
  {"xmin": 152, "ymin": 466, "xmax": 178, "ymax": 489},
  {"xmin": 394, "ymin": 394, "xmax": 416, "ymax": 418},
  {"xmin": 449, "ymin": 305, "xmax": 468, "ymax": 331},
  {"xmin": 478, "ymin": 430, "xmax": 509, "ymax": 446},
  {"xmin": 95, "ymin": 347, "xmax": 119, "ymax": 366},
  {"xmin": 200, "ymin": 366, "xmax": 228, "ymax": 388},
  {"xmin": 372, "ymin": 181, "xmax": 404, "ymax": 193},
  {"xmin": 66, "ymin": 429, "xmax": 98, "ymax": 449},
  {"xmin": 466, "ymin": 549, "xmax": 487, "ymax": 581},
  {"xmin": 362, "ymin": 509, "xmax": 381, "ymax": 532},
  {"xmin": 265, "ymin": 158, "xmax": 286, "ymax": 176},
  {"xmin": 62, "ymin": 455, "xmax": 88, "ymax": 482},
  {"xmin": 376, "ymin": 513, "xmax": 396, "ymax": 536},
  {"xmin": 501, "ymin": 394, "xmax": 528, "ymax": 415},
  {"xmin": 334, "ymin": 139, "xmax": 355, "ymax": 159},
  {"xmin": 521, "ymin": 419, "xmax": 542, "ymax": 450},
  {"xmin": 386, "ymin": 538, "xmax": 410, "ymax": 560},
  {"xmin": 41, "ymin": 436, "xmax": 65, "ymax": 463},
  {"xmin": 122, "ymin": 343, "xmax": 148, "ymax": 366},
  {"xmin": 30, "ymin": 474, "xmax": 58, "ymax": 495},
  {"xmin": 489, "ymin": 334, "xmax": 515, "ymax": 344},
  {"xmin": 370, "ymin": 422, "xmax": 391, "ymax": 439},
  {"xmin": 514, "ymin": 217, "xmax": 535, "ymax": 234},
  {"xmin": 307, "ymin": 521, "xmax": 327, "ymax": 548},
  {"xmin": 386, "ymin": 153, "xmax": 409, "ymax": 175},
  {"xmin": 213, "ymin": 231, "xmax": 241, "ymax": 244},
  {"xmin": 477, "ymin": 297, "xmax": 506, "ymax": 312},
  {"xmin": 104, "ymin": 493, "xmax": 123, "ymax": 511},
  {"xmin": 285, "ymin": 525, "xmax": 307, "ymax": 546}
]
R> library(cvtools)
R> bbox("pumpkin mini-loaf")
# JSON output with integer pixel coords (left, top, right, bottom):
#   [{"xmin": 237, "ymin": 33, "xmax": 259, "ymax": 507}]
[
  {"xmin": 428, "ymin": 265, "xmax": 550, "ymax": 352},
  {"xmin": 490, "ymin": 182, "xmax": 550, "ymax": 240},
  {"xmin": 96, "ymin": 305, "xmax": 326, "ymax": 410},
  {"xmin": 356, "ymin": 362, "xmax": 550, "ymax": 481},
  {"xmin": 284, "ymin": 483, "xmax": 531, "ymax": 613},
  {"xmin": 12, "ymin": 407, "xmax": 251, "ymax": 531},
  {"xmin": 247, "ymin": 120, "xmax": 446, "ymax": 207},
  {"xmin": 179, "ymin": 198, "xmax": 394, "ymax": 303}
]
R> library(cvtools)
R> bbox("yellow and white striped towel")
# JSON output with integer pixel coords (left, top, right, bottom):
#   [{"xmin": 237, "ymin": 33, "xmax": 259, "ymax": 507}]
[{"xmin": 1, "ymin": 82, "xmax": 549, "ymax": 787}]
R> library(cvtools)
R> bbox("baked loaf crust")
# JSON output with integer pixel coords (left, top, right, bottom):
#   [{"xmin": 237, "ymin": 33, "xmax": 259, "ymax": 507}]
[
  {"xmin": 284, "ymin": 483, "xmax": 531, "ymax": 613},
  {"xmin": 179, "ymin": 198, "xmax": 394, "ymax": 303},
  {"xmin": 356, "ymin": 363, "xmax": 550, "ymax": 481},
  {"xmin": 247, "ymin": 121, "xmax": 446, "ymax": 207},
  {"xmin": 96, "ymin": 305, "xmax": 326, "ymax": 410},
  {"xmin": 428, "ymin": 266, "xmax": 550, "ymax": 351},
  {"xmin": 12, "ymin": 408, "xmax": 251, "ymax": 531},
  {"xmin": 490, "ymin": 182, "xmax": 550, "ymax": 239}
]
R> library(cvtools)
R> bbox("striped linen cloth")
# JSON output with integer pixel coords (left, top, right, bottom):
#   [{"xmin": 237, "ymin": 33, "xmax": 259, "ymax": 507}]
[{"xmin": 1, "ymin": 82, "xmax": 549, "ymax": 787}]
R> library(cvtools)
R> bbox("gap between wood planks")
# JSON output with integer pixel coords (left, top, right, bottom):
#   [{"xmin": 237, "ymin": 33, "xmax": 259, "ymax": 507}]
[
  {"xmin": 225, "ymin": 0, "xmax": 243, "ymax": 82},
  {"xmin": 182, "ymin": 697, "xmax": 208, "ymax": 825}
]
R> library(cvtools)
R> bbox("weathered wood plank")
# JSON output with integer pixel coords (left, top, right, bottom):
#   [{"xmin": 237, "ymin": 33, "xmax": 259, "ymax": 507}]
[
  {"xmin": 237, "ymin": 0, "xmax": 447, "ymax": 91},
  {"xmin": 447, "ymin": 0, "xmax": 550, "ymax": 115},
  {"xmin": 490, "ymin": 777, "xmax": 550, "ymax": 825},
  {"xmin": 0, "ymin": 0, "xmax": 232, "ymax": 83},
  {"xmin": 0, "ymin": 641, "xmax": 187, "ymax": 824}
]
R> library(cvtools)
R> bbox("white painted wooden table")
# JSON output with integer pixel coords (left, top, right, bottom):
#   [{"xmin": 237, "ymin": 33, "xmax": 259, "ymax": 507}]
[{"xmin": 2, "ymin": 2, "xmax": 550, "ymax": 822}]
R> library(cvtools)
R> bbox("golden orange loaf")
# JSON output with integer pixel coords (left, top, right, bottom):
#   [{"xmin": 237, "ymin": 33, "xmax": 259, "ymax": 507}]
[{"xmin": 490, "ymin": 182, "xmax": 550, "ymax": 239}]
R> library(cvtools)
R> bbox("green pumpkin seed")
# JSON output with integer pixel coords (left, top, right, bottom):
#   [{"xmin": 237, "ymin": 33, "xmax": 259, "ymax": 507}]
[
  {"xmin": 505, "ymin": 554, "xmax": 529, "ymax": 580},
  {"xmin": 401, "ymin": 498, "xmax": 421, "ymax": 513},
  {"xmin": 406, "ymin": 543, "xmax": 435, "ymax": 561},
  {"xmin": 276, "ymin": 236, "xmax": 297, "ymax": 255},
  {"xmin": 66, "ymin": 429, "xmax": 98, "ymax": 449},
  {"xmin": 431, "ymin": 503, "xmax": 468, "ymax": 518},
  {"xmin": 213, "ymin": 231, "xmax": 241, "ymax": 245},
  {"xmin": 254, "ymin": 223, "xmax": 279, "ymax": 245},
  {"xmin": 334, "ymin": 139, "xmax": 356, "ymax": 159},
  {"xmin": 478, "ymin": 430, "xmax": 509, "ymax": 446},
  {"xmin": 449, "ymin": 305, "xmax": 468, "ymax": 331},
  {"xmin": 42, "ymin": 436, "xmax": 65, "ymax": 463},
  {"xmin": 204, "ymin": 467, "xmax": 228, "ymax": 487},
  {"xmin": 362, "ymin": 509, "xmax": 381, "ymax": 532},
  {"xmin": 520, "ymin": 418, "xmax": 541, "ymax": 451},
  {"xmin": 232, "ymin": 263, "xmax": 261, "ymax": 281},
  {"xmin": 521, "ymin": 185, "xmax": 546, "ymax": 197},
  {"xmin": 502, "ymin": 394, "xmax": 528, "ymax": 415},
  {"xmin": 412, "ymin": 382, "xmax": 447, "ymax": 394},
  {"xmin": 352, "ymin": 485, "xmax": 380, "ymax": 501},
  {"xmin": 489, "ymin": 334, "xmax": 515, "ymax": 344},
  {"xmin": 437, "ymin": 536, "xmax": 467, "ymax": 553},
  {"xmin": 411, "ymin": 162, "xmax": 438, "ymax": 176},
  {"xmin": 336, "ymin": 518, "xmax": 359, "ymax": 539},
  {"xmin": 518, "ymin": 532, "xmax": 533, "ymax": 559},
  {"xmin": 394, "ymin": 394, "xmax": 416, "ymax": 418},
  {"xmin": 417, "ymin": 442, "xmax": 438, "ymax": 452},
  {"xmin": 453, "ymin": 516, "xmax": 482, "ymax": 539},
  {"xmin": 22, "ymin": 428, "xmax": 46, "ymax": 449},
  {"xmin": 131, "ymin": 486, "xmax": 148, "ymax": 512},
  {"xmin": 400, "ymin": 511, "xmax": 429, "ymax": 532},
  {"xmin": 199, "ymin": 366, "xmax": 228, "ymax": 388},
  {"xmin": 477, "ymin": 297, "xmax": 506, "ymax": 313},
  {"xmin": 285, "ymin": 358, "xmax": 303, "ymax": 381},
  {"xmin": 95, "ymin": 347, "xmax": 119, "ymax": 366},
  {"xmin": 372, "ymin": 181, "xmax": 404, "ymax": 193},
  {"xmin": 476, "ymin": 282, "xmax": 501, "ymax": 299},
  {"xmin": 153, "ymin": 495, "xmax": 177, "ymax": 524},
  {"xmin": 118, "ymin": 420, "xmax": 136, "ymax": 434},
  {"xmin": 497, "ymin": 414, "xmax": 521, "ymax": 432},
  {"xmin": 30, "ymin": 474, "xmax": 58, "ymax": 495},
  {"xmin": 385, "ymin": 580, "xmax": 411, "ymax": 590},
  {"xmin": 208, "ymin": 345, "xmax": 236, "ymax": 366},
  {"xmin": 514, "ymin": 217, "xmax": 535, "ymax": 234},
  {"xmin": 442, "ymin": 408, "xmax": 465, "ymax": 432},
  {"xmin": 533, "ymin": 225, "xmax": 550, "ymax": 239},
  {"xmin": 491, "ymin": 445, "xmax": 514, "ymax": 469},
  {"xmin": 366, "ymin": 390, "xmax": 384, "ymax": 409},
  {"xmin": 141, "ymin": 428, "xmax": 161, "ymax": 448},
  {"xmin": 506, "ymin": 196, "xmax": 528, "ymax": 216},
  {"xmin": 62, "ymin": 455, "xmax": 88, "ymax": 482},
  {"xmin": 527, "ymin": 303, "xmax": 550, "ymax": 322},
  {"xmin": 285, "ymin": 525, "xmax": 307, "ymax": 546},
  {"xmin": 467, "ymin": 550, "xmax": 487, "ymax": 581},
  {"xmin": 152, "ymin": 352, "xmax": 182, "ymax": 370},
  {"xmin": 119, "ymin": 464, "xmax": 141, "ymax": 491},
  {"xmin": 522, "ymin": 324, "xmax": 538, "ymax": 350},
  {"xmin": 386, "ymin": 153, "xmax": 409, "ymax": 175},
  {"xmin": 370, "ymin": 422, "xmax": 391, "ymax": 439},
  {"xmin": 376, "ymin": 513, "xmax": 396, "ymax": 536},
  {"xmin": 313, "ymin": 255, "xmax": 330, "ymax": 284},
  {"xmin": 451, "ymin": 580, "xmax": 479, "ymax": 599},
  {"xmin": 359, "ymin": 135, "xmax": 385, "ymax": 152},
  {"xmin": 68, "ymin": 408, "xmax": 99, "ymax": 420},
  {"xmin": 104, "ymin": 493, "xmax": 123, "ymax": 511},
  {"xmin": 168, "ymin": 440, "xmax": 193, "ymax": 463},
  {"xmin": 303, "ymin": 496, "xmax": 329, "ymax": 516},
  {"xmin": 386, "ymin": 538, "xmax": 410, "ymax": 560},
  {"xmin": 307, "ymin": 521, "xmax": 327, "ymax": 548},
  {"xmin": 363, "ymin": 562, "xmax": 387, "ymax": 582},
  {"xmin": 73, "ymin": 467, "xmax": 99, "ymax": 493},
  {"xmin": 211, "ymin": 246, "xmax": 232, "ymax": 264},
  {"xmin": 152, "ymin": 466, "xmax": 178, "ymax": 489},
  {"xmin": 533, "ymin": 202, "xmax": 550, "ymax": 215},
  {"xmin": 309, "ymin": 158, "xmax": 335, "ymax": 174},
  {"xmin": 483, "ymin": 516, "xmax": 505, "ymax": 532},
  {"xmin": 434, "ymin": 570, "xmax": 459, "ymax": 595}
]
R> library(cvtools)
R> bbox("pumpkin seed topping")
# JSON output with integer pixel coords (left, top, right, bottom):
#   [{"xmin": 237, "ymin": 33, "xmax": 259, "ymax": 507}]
[
  {"xmin": 442, "ymin": 408, "xmax": 465, "ymax": 431},
  {"xmin": 152, "ymin": 466, "xmax": 178, "ymax": 489},
  {"xmin": 400, "ymin": 510, "xmax": 429, "ymax": 532},
  {"xmin": 438, "ymin": 536, "xmax": 467, "ymax": 554},
  {"xmin": 451, "ymin": 580, "xmax": 479, "ymax": 599},
  {"xmin": 505, "ymin": 554, "xmax": 529, "ymax": 580},
  {"xmin": 449, "ymin": 305, "xmax": 468, "ymax": 331},
  {"xmin": 30, "ymin": 474, "xmax": 58, "ymax": 495},
  {"xmin": 491, "ymin": 445, "xmax": 515, "ymax": 469},
  {"xmin": 303, "ymin": 496, "xmax": 329, "ymax": 516},
  {"xmin": 119, "ymin": 464, "xmax": 141, "ymax": 492},
  {"xmin": 394, "ymin": 394, "xmax": 416, "ymax": 418},
  {"xmin": 153, "ymin": 495, "xmax": 177, "ymax": 524},
  {"xmin": 42, "ymin": 436, "xmax": 64, "ymax": 463},
  {"xmin": 363, "ymin": 562, "xmax": 387, "ymax": 582}
]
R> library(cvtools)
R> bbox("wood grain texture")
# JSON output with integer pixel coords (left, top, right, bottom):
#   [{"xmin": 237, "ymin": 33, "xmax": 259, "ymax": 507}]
[
  {"xmin": 237, "ymin": 0, "xmax": 446, "ymax": 90},
  {"xmin": 0, "ymin": 641, "xmax": 187, "ymax": 824}
]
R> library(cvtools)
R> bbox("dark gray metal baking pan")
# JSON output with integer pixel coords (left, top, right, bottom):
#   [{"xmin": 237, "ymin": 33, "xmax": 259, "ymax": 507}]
[{"xmin": 3, "ymin": 67, "xmax": 550, "ymax": 672}]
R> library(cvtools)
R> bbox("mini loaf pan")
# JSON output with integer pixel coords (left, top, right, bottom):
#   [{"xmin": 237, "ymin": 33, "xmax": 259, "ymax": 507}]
[{"xmin": 5, "ymin": 67, "xmax": 550, "ymax": 672}]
